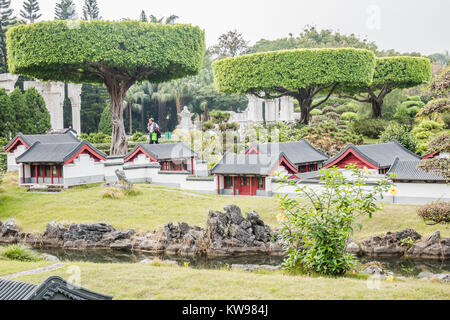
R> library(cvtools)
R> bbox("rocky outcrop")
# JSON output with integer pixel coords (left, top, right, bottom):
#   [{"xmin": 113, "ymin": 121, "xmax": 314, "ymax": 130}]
[
  {"xmin": 360, "ymin": 229, "xmax": 422, "ymax": 257},
  {"xmin": 1, "ymin": 211, "xmax": 450, "ymax": 259},
  {"xmin": 406, "ymin": 231, "xmax": 450, "ymax": 259}
]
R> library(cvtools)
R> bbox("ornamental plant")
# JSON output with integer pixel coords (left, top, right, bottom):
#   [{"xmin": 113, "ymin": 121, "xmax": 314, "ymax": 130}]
[
  {"xmin": 213, "ymin": 48, "xmax": 376, "ymax": 124},
  {"xmin": 417, "ymin": 201, "xmax": 450, "ymax": 225},
  {"xmin": 6, "ymin": 20, "xmax": 205, "ymax": 155},
  {"xmin": 276, "ymin": 165, "xmax": 392, "ymax": 276}
]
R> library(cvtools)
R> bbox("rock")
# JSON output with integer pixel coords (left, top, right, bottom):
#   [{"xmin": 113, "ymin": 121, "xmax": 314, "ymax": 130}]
[
  {"xmin": 247, "ymin": 211, "xmax": 265, "ymax": 227},
  {"xmin": 433, "ymin": 274, "xmax": 450, "ymax": 283},
  {"xmin": 0, "ymin": 219, "xmax": 19, "ymax": 238},
  {"xmin": 229, "ymin": 224, "xmax": 254, "ymax": 246},
  {"xmin": 253, "ymin": 225, "xmax": 271, "ymax": 243},
  {"xmin": 63, "ymin": 222, "xmax": 115, "ymax": 244},
  {"xmin": 44, "ymin": 221, "xmax": 67, "ymax": 240},
  {"xmin": 225, "ymin": 205, "xmax": 245, "ymax": 225},
  {"xmin": 40, "ymin": 253, "xmax": 60, "ymax": 262},
  {"xmin": 360, "ymin": 229, "xmax": 422, "ymax": 256},
  {"xmin": 407, "ymin": 231, "xmax": 450, "ymax": 258},
  {"xmin": 418, "ymin": 271, "xmax": 434, "ymax": 279},
  {"xmin": 102, "ymin": 229, "xmax": 135, "ymax": 243},
  {"xmin": 363, "ymin": 265, "xmax": 384, "ymax": 275},
  {"xmin": 110, "ymin": 239, "xmax": 132, "ymax": 251},
  {"xmin": 346, "ymin": 241, "xmax": 360, "ymax": 255}
]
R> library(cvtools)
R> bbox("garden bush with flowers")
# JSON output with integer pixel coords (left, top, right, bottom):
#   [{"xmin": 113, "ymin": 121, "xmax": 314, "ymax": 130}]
[{"xmin": 276, "ymin": 165, "xmax": 393, "ymax": 276}]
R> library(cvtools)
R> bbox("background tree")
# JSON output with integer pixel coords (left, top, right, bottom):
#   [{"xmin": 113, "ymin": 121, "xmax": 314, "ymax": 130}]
[
  {"xmin": 55, "ymin": 0, "xmax": 77, "ymax": 20},
  {"xmin": 20, "ymin": 0, "xmax": 41, "ymax": 23},
  {"xmin": 341, "ymin": 57, "xmax": 431, "ymax": 118},
  {"xmin": 0, "ymin": 0, "xmax": 15, "ymax": 73},
  {"xmin": 213, "ymin": 48, "xmax": 376, "ymax": 124},
  {"xmin": 80, "ymin": 84, "xmax": 109, "ymax": 133},
  {"xmin": 149, "ymin": 14, "xmax": 179, "ymax": 25},
  {"xmin": 7, "ymin": 21, "xmax": 205, "ymax": 155},
  {"xmin": 82, "ymin": 0, "xmax": 100, "ymax": 20},
  {"xmin": 98, "ymin": 105, "xmax": 112, "ymax": 134},
  {"xmin": 210, "ymin": 30, "xmax": 249, "ymax": 58}
]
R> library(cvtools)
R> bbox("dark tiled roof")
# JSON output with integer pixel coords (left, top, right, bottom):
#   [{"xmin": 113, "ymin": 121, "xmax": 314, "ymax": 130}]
[
  {"xmin": 0, "ymin": 278, "xmax": 37, "ymax": 300},
  {"xmin": 248, "ymin": 139, "xmax": 329, "ymax": 164},
  {"xmin": 4, "ymin": 132, "xmax": 80, "ymax": 151},
  {"xmin": 128, "ymin": 142, "xmax": 197, "ymax": 160},
  {"xmin": 16, "ymin": 141, "xmax": 107, "ymax": 163},
  {"xmin": 387, "ymin": 158, "xmax": 447, "ymax": 182},
  {"xmin": 211, "ymin": 152, "xmax": 295, "ymax": 175},
  {"xmin": 326, "ymin": 141, "xmax": 421, "ymax": 168}
]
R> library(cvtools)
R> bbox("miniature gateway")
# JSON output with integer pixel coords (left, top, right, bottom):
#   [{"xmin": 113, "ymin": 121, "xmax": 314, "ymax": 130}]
[{"xmin": 0, "ymin": 276, "xmax": 112, "ymax": 300}]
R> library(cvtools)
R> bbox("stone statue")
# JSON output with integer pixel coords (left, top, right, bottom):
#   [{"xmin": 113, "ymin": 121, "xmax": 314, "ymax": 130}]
[
  {"xmin": 177, "ymin": 106, "xmax": 194, "ymax": 131},
  {"xmin": 115, "ymin": 169, "xmax": 133, "ymax": 189}
]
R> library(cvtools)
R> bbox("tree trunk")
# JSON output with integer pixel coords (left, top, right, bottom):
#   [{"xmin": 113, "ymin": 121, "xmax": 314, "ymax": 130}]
[
  {"xmin": 106, "ymin": 79, "xmax": 129, "ymax": 156},
  {"xmin": 298, "ymin": 98, "xmax": 313, "ymax": 125},
  {"xmin": 371, "ymin": 98, "xmax": 383, "ymax": 118}
]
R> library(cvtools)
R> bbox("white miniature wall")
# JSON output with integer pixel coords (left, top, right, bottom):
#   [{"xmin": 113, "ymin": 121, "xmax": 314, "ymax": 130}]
[
  {"xmin": 63, "ymin": 154, "xmax": 105, "ymax": 187},
  {"xmin": 7, "ymin": 145, "xmax": 28, "ymax": 172}
]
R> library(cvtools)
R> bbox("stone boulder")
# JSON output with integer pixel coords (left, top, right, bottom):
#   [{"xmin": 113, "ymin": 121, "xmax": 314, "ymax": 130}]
[
  {"xmin": 0, "ymin": 219, "xmax": 19, "ymax": 238},
  {"xmin": 360, "ymin": 229, "xmax": 422, "ymax": 256},
  {"xmin": 407, "ymin": 231, "xmax": 450, "ymax": 259},
  {"xmin": 63, "ymin": 222, "xmax": 116, "ymax": 247},
  {"xmin": 44, "ymin": 221, "xmax": 67, "ymax": 240}
]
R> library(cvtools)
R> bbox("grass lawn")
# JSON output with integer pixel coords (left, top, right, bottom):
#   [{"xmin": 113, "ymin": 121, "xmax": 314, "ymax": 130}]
[
  {"xmin": 0, "ymin": 172, "xmax": 448, "ymax": 241},
  {"xmin": 0, "ymin": 259, "xmax": 54, "ymax": 277},
  {"xmin": 1, "ymin": 261, "xmax": 448, "ymax": 300}
]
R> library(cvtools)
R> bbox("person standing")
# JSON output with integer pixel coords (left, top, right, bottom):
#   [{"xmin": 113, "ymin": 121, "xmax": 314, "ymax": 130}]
[{"xmin": 148, "ymin": 118, "xmax": 160, "ymax": 144}]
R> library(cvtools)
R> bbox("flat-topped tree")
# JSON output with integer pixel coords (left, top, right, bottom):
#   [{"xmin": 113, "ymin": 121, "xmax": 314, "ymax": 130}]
[
  {"xmin": 341, "ymin": 57, "xmax": 431, "ymax": 118},
  {"xmin": 6, "ymin": 20, "xmax": 205, "ymax": 155},
  {"xmin": 212, "ymin": 48, "xmax": 376, "ymax": 124}
]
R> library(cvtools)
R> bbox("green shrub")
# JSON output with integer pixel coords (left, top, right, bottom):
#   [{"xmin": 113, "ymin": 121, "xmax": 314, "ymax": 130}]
[
  {"xmin": 0, "ymin": 244, "xmax": 43, "ymax": 262},
  {"xmin": 202, "ymin": 121, "xmax": 214, "ymax": 131},
  {"xmin": 351, "ymin": 118, "xmax": 389, "ymax": 139},
  {"xmin": 277, "ymin": 165, "xmax": 392, "ymax": 276},
  {"xmin": 322, "ymin": 106, "xmax": 336, "ymax": 114},
  {"xmin": 310, "ymin": 109, "xmax": 323, "ymax": 116},
  {"xmin": 340, "ymin": 112, "xmax": 357, "ymax": 121},
  {"xmin": 443, "ymin": 113, "xmax": 450, "ymax": 129},
  {"xmin": 402, "ymin": 100, "xmax": 425, "ymax": 109},
  {"xmin": 407, "ymin": 96, "xmax": 422, "ymax": 102},
  {"xmin": 226, "ymin": 122, "xmax": 239, "ymax": 131},
  {"xmin": 380, "ymin": 122, "xmax": 418, "ymax": 153},
  {"xmin": 417, "ymin": 202, "xmax": 450, "ymax": 225},
  {"xmin": 131, "ymin": 132, "xmax": 147, "ymax": 143}
]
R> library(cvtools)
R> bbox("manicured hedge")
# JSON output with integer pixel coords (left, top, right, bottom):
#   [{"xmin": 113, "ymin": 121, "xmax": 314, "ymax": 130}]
[
  {"xmin": 6, "ymin": 20, "xmax": 205, "ymax": 84},
  {"xmin": 372, "ymin": 56, "xmax": 431, "ymax": 90},
  {"xmin": 212, "ymin": 48, "xmax": 376, "ymax": 94}
]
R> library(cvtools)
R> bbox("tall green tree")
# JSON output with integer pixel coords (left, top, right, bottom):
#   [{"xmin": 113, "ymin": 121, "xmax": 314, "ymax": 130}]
[
  {"xmin": 139, "ymin": 10, "xmax": 148, "ymax": 22},
  {"xmin": 98, "ymin": 105, "xmax": 112, "ymax": 135},
  {"xmin": 82, "ymin": 0, "xmax": 100, "ymax": 20},
  {"xmin": 0, "ymin": 0, "xmax": 14, "ymax": 73},
  {"xmin": 0, "ymin": 88, "xmax": 14, "ymax": 139},
  {"xmin": 55, "ymin": 0, "xmax": 77, "ymax": 20},
  {"xmin": 210, "ymin": 30, "xmax": 249, "ymax": 58},
  {"xmin": 20, "ymin": 0, "xmax": 41, "ymax": 23},
  {"xmin": 81, "ymin": 84, "xmax": 109, "ymax": 133}
]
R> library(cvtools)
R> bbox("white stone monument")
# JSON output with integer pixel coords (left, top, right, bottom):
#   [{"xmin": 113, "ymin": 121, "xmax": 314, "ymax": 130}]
[
  {"xmin": 0, "ymin": 73, "xmax": 19, "ymax": 93},
  {"xmin": 177, "ymin": 106, "xmax": 194, "ymax": 131}
]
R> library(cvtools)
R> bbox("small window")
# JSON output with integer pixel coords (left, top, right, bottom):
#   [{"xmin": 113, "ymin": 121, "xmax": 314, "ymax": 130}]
[
  {"xmin": 37, "ymin": 165, "xmax": 43, "ymax": 177},
  {"xmin": 45, "ymin": 166, "xmax": 51, "ymax": 177},
  {"xmin": 31, "ymin": 165, "xmax": 35, "ymax": 177},
  {"xmin": 258, "ymin": 178, "xmax": 265, "ymax": 189},
  {"xmin": 225, "ymin": 176, "xmax": 233, "ymax": 189}
]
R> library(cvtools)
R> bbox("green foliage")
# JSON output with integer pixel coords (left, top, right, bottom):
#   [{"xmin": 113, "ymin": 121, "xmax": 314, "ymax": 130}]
[
  {"xmin": 98, "ymin": 105, "xmax": 112, "ymax": 134},
  {"xmin": 310, "ymin": 109, "xmax": 323, "ymax": 116},
  {"xmin": 20, "ymin": 0, "xmax": 42, "ymax": 24},
  {"xmin": 0, "ymin": 244, "xmax": 43, "ymax": 262},
  {"xmin": 80, "ymin": 132, "xmax": 111, "ymax": 144},
  {"xmin": 411, "ymin": 120, "xmax": 443, "ymax": 146},
  {"xmin": 210, "ymin": 110, "xmax": 230, "ymax": 124},
  {"xmin": 322, "ymin": 106, "xmax": 336, "ymax": 114},
  {"xmin": 380, "ymin": 122, "xmax": 418, "ymax": 153},
  {"xmin": 81, "ymin": 84, "xmax": 109, "ymax": 133},
  {"xmin": 340, "ymin": 112, "xmax": 357, "ymax": 121},
  {"xmin": 417, "ymin": 202, "xmax": 450, "ymax": 225},
  {"xmin": 7, "ymin": 20, "xmax": 205, "ymax": 85},
  {"xmin": 371, "ymin": 57, "xmax": 432, "ymax": 90},
  {"xmin": 212, "ymin": 48, "xmax": 376, "ymax": 95},
  {"xmin": 55, "ymin": 0, "xmax": 76, "ymax": 20},
  {"xmin": 130, "ymin": 132, "xmax": 147, "ymax": 143},
  {"xmin": 277, "ymin": 165, "xmax": 392, "ymax": 276},
  {"xmin": 351, "ymin": 118, "xmax": 389, "ymax": 139},
  {"xmin": 401, "ymin": 100, "xmax": 425, "ymax": 109},
  {"xmin": 202, "ymin": 121, "xmax": 214, "ymax": 131}
]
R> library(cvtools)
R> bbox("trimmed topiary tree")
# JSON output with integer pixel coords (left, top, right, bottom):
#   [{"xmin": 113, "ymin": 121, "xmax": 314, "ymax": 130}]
[
  {"xmin": 342, "ymin": 57, "xmax": 431, "ymax": 118},
  {"xmin": 6, "ymin": 20, "xmax": 205, "ymax": 155},
  {"xmin": 212, "ymin": 48, "xmax": 376, "ymax": 124}
]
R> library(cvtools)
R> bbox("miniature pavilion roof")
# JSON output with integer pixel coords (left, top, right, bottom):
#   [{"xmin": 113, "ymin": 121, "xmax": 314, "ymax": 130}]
[
  {"xmin": 126, "ymin": 141, "xmax": 197, "ymax": 161},
  {"xmin": 4, "ymin": 131, "xmax": 80, "ymax": 151},
  {"xmin": 387, "ymin": 157, "xmax": 447, "ymax": 182}
]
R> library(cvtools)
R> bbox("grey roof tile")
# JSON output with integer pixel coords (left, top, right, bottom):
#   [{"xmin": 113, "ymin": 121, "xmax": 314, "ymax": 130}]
[
  {"xmin": 326, "ymin": 141, "xmax": 421, "ymax": 168},
  {"xmin": 4, "ymin": 132, "xmax": 80, "ymax": 151},
  {"xmin": 0, "ymin": 278, "xmax": 37, "ymax": 300},
  {"xmin": 211, "ymin": 152, "xmax": 296, "ymax": 175},
  {"xmin": 127, "ymin": 141, "xmax": 197, "ymax": 161},
  {"xmin": 249, "ymin": 139, "xmax": 329, "ymax": 164},
  {"xmin": 387, "ymin": 158, "xmax": 447, "ymax": 182}
]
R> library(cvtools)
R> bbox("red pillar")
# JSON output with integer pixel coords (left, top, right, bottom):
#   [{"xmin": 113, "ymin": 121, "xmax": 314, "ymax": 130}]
[
  {"xmin": 191, "ymin": 157, "xmax": 194, "ymax": 175},
  {"xmin": 50, "ymin": 165, "xmax": 53, "ymax": 185},
  {"xmin": 35, "ymin": 165, "xmax": 38, "ymax": 184},
  {"xmin": 232, "ymin": 176, "xmax": 236, "ymax": 195},
  {"xmin": 22, "ymin": 164, "xmax": 25, "ymax": 184},
  {"xmin": 217, "ymin": 176, "xmax": 220, "ymax": 195},
  {"xmin": 250, "ymin": 176, "xmax": 253, "ymax": 196}
]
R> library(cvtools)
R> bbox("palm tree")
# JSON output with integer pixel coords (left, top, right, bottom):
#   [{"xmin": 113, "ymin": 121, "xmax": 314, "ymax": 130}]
[
  {"xmin": 149, "ymin": 14, "xmax": 179, "ymax": 25},
  {"xmin": 123, "ymin": 84, "xmax": 147, "ymax": 135}
]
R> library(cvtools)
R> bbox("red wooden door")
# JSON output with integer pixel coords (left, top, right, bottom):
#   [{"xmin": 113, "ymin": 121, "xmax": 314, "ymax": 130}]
[{"xmin": 238, "ymin": 177, "xmax": 256, "ymax": 196}]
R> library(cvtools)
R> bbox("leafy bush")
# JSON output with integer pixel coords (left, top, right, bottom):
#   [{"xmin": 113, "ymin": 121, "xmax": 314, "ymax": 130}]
[
  {"xmin": 226, "ymin": 122, "xmax": 239, "ymax": 131},
  {"xmin": 310, "ymin": 109, "xmax": 323, "ymax": 116},
  {"xmin": 340, "ymin": 112, "xmax": 357, "ymax": 121},
  {"xmin": 131, "ymin": 132, "xmax": 148, "ymax": 143},
  {"xmin": 0, "ymin": 244, "xmax": 43, "ymax": 262},
  {"xmin": 322, "ymin": 106, "xmax": 336, "ymax": 114},
  {"xmin": 202, "ymin": 121, "xmax": 214, "ymax": 131},
  {"xmin": 417, "ymin": 202, "xmax": 450, "ymax": 225},
  {"xmin": 277, "ymin": 165, "xmax": 392, "ymax": 276},
  {"xmin": 80, "ymin": 132, "xmax": 111, "ymax": 144},
  {"xmin": 351, "ymin": 118, "xmax": 389, "ymax": 139},
  {"xmin": 380, "ymin": 122, "xmax": 418, "ymax": 153},
  {"xmin": 401, "ymin": 100, "xmax": 425, "ymax": 109}
]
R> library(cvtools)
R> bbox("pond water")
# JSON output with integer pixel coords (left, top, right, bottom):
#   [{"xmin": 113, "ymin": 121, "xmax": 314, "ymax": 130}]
[{"xmin": 36, "ymin": 248, "xmax": 450, "ymax": 278}]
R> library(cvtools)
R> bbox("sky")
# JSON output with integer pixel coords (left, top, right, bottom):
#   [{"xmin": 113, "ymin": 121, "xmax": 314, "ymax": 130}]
[{"xmin": 10, "ymin": 0, "xmax": 450, "ymax": 55}]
